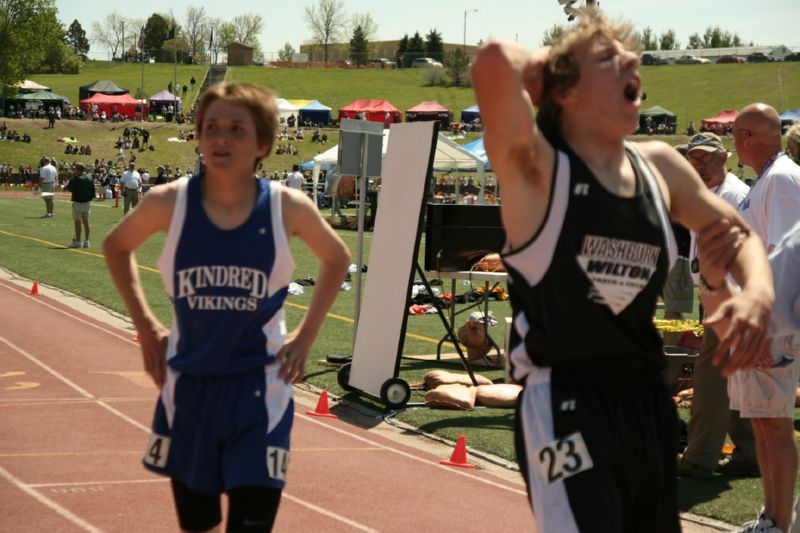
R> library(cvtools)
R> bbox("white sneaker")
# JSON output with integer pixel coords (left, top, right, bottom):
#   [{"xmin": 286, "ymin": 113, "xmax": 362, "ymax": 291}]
[
  {"xmin": 739, "ymin": 512, "xmax": 783, "ymax": 533},
  {"xmin": 81, "ymin": 240, "xmax": 90, "ymax": 248},
  {"xmin": 68, "ymin": 240, "xmax": 81, "ymax": 248}
]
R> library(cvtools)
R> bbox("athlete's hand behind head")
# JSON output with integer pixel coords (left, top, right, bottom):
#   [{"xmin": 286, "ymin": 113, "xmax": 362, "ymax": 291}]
[{"xmin": 522, "ymin": 47, "xmax": 551, "ymax": 108}]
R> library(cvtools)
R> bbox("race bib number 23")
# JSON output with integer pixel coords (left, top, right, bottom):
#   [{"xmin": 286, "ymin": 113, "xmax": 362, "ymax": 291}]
[{"xmin": 537, "ymin": 431, "xmax": 593, "ymax": 484}]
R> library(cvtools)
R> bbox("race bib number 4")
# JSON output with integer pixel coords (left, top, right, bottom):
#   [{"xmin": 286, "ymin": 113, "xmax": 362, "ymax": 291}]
[
  {"xmin": 537, "ymin": 431, "xmax": 593, "ymax": 484},
  {"xmin": 143, "ymin": 433, "xmax": 171, "ymax": 468},
  {"xmin": 266, "ymin": 447, "xmax": 289, "ymax": 481}
]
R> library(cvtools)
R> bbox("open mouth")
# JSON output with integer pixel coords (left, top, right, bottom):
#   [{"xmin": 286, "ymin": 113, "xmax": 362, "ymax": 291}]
[{"xmin": 624, "ymin": 77, "xmax": 641, "ymax": 102}]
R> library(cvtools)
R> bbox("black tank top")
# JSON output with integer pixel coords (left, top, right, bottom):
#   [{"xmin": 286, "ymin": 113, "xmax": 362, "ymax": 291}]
[{"xmin": 503, "ymin": 140, "xmax": 675, "ymax": 384}]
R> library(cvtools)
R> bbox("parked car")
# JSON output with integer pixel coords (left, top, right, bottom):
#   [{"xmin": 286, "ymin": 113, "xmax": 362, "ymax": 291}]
[
  {"xmin": 641, "ymin": 52, "xmax": 668, "ymax": 65},
  {"xmin": 717, "ymin": 54, "xmax": 746, "ymax": 64},
  {"xmin": 781, "ymin": 52, "xmax": 800, "ymax": 62},
  {"xmin": 747, "ymin": 52, "xmax": 781, "ymax": 62},
  {"xmin": 369, "ymin": 57, "xmax": 397, "ymax": 68},
  {"xmin": 412, "ymin": 57, "xmax": 444, "ymax": 68},
  {"xmin": 675, "ymin": 55, "xmax": 711, "ymax": 64}
]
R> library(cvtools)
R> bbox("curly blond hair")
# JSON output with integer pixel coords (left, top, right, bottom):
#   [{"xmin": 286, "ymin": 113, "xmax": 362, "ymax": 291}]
[
  {"xmin": 538, "ymin": 7, "xmax": 640, "ymax": 136},
  {"xmin": 786, "ymin": 122, "xmax": 800, "ymax": 161}
]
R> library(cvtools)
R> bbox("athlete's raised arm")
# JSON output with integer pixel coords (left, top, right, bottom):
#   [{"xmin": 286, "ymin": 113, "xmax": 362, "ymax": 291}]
[{"xmin": 471, "ymin": 41, "xmax": 555, "ymax": 248}]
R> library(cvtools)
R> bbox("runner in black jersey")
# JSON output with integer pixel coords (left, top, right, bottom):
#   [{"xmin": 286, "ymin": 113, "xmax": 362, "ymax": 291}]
[{"xmin": 472, "ymin": 7, "xmax": 774, "ymax": 532}]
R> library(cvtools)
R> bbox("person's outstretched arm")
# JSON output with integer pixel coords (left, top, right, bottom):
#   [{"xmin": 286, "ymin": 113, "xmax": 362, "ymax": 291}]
[
  {"xmin": 278, "ymin": 187, "xmax": 350, "ymax": 383},
  {"xmin": 644, "ymin": 143, "xmax": 774, "ymax": 374}
]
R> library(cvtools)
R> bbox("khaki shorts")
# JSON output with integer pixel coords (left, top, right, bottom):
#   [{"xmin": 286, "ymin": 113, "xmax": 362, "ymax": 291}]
[
  {"xmin": 662, "ymin": 257, "xmax": 694, "ymax": 314},
  {"xmin": 72, "ymin": 201, "xmax": 91, "ymax": 222},
  {"xmin": 728, "ymin": 335, "xmax": 800, "ymax": 419},
  {"xmin": 40, "ymin": 182, "xmax": 55, "ymax": 194}
]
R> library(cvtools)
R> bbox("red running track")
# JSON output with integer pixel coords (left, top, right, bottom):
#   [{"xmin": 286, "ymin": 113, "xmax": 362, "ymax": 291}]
[{"xmin": 0, "ymin": 278, "xmax": 533, "ymax": 532}]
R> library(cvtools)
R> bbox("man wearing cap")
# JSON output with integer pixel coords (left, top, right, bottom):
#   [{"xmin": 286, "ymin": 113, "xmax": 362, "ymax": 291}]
[
  {"xmin": 38, "ymin": 157, "xmax": 58, "ymax": 218},
  {"xmin": 64, "ymin": 163, "xmax": 96, "ymax": 248},
  {"xmin": 678, "ymin": 132, "xmax": 755, "ymax": 480},
  {"xmin": 120, "ymin": 162, "xmax": 142, "ymax": 215}
]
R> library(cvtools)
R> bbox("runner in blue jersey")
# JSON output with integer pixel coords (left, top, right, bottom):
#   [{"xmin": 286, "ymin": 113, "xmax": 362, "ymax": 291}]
[
  {"xmin": 472, "ymin": 6, "xmax": 773, "ymax": 532},
  {"xmin": 104, "ymin": 82, "xmax": 350, "ymax": 532}
]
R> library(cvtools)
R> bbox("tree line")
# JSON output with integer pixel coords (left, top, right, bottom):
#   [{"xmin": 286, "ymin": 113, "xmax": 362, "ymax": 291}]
[{"xmin": 542, "ymin": 23, "xmax": 753, "ymax": 51}]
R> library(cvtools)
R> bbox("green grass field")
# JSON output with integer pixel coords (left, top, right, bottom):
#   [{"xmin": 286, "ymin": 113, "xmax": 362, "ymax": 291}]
[{"xmin": 2, "ymin": 59, "xmax": 800, "ymax": 527}]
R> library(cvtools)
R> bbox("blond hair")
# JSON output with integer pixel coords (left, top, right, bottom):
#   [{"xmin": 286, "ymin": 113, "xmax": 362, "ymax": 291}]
[
  {"xmin": 787, "ymin": 122, "xmax": 800, "ymax": 160},
  {"xmin": 195, "ymin": 82, "xmax": 278, "ymax": 162},
  {"xmin": 538, "ymin": 7, "xmax": 640, "ymax": 136}
]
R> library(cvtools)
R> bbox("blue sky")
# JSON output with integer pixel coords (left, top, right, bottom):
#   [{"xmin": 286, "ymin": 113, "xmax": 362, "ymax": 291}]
[{"xmin": 55, "ymin": 0, "xmax": 799, "ymax": 60}]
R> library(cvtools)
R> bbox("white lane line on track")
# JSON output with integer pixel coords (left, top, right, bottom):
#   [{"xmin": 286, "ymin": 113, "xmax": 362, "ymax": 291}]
[
  {"xmin": 0, "ymin": 330, "xmax": 380, "ymax": 532},
  {"xmin": 0, "ymin": 281, "xmax": 139, "ymax": 347},
  {"xmin": 0, "ymin": 464, "xmax": 104, "ymax": 533},
  {"xmin": 28, "ymin": 479, "xmax": 167, "ymax": 488},
  {"xmin": 297, "ymin": 413, "xmax": 528, "ymax": 496},
  {"xmin": 0, "ymin": 334, "xmax": 150, "ymax": 433},
  {"xmin": 282, "ymin": 493, "xmax": 381, "ymax": 533}
]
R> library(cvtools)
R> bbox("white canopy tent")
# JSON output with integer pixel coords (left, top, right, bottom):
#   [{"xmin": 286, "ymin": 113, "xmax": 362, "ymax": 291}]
[
  {"xmin": 309, "ymin": 131, "xmax": 487, "ymax": 202},
  {"xmin": 275, "ymin": 98, "xmax": 299, "ymax": 124}
]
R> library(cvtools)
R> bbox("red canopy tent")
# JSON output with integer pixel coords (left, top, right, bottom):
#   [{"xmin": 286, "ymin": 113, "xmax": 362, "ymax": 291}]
[
  {"xmin": 405, "ymin": 101, "xmax": 453, "ymax": 128},
  {"xmin": 701, "ymin": 109, "xmax": 738, "ymax": 134},
  {"xmin": 79, "ymin": 93, "xmax": 148, "ymax": 119},
  {"xmin": 338, "ymin": 99, "xmax": 402, "ymax": 124}
]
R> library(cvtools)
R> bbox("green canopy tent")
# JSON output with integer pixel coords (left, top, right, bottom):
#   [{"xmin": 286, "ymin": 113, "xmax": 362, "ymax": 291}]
[
  {"xmin": 638, "ymin": 105, "xmax": 677, "ymax": 134},
  {"xmin": 10, "ymin": 90, "xmax": 70, "ymax": 115}
]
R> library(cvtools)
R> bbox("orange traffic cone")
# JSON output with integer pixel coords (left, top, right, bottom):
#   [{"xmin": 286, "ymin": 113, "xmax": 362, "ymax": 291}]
[
  {"xmin": 306, "ymin": 390, "xmax": 337, "ymax": 418},
  {"xmin": 28, "ymin": 281, "xmax": 40, "ymax": 296},
  {"xmin": 440, "ymin": 435, "xmax": 476, "ymax": 468}
]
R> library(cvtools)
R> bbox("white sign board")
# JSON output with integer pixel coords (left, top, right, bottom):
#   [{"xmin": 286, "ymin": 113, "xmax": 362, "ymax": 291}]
[{"xmin": 348, "ymin": 122, "xmax": 436, "ymax": 397}]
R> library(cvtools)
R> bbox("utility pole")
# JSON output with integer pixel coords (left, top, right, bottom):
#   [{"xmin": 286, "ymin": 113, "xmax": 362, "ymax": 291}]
[{"xmin": 463, "ymin": 9, "xmax": 478, "ymax": 54}]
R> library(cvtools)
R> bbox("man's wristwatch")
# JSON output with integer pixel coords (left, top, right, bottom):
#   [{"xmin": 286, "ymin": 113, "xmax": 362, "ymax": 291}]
[{"xmin": 698, "ymin": 275, "xmax": 725, "ymax": 293}]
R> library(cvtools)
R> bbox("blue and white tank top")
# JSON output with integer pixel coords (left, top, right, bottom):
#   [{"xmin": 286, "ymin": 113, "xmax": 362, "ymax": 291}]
[{"xmin": 157, "ymin": 176, "xmax": 295, "ymax": 375}]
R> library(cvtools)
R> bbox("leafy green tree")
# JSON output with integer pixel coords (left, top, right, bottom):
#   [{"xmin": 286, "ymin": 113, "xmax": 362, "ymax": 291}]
[
  {"xmin": 396, "ymin": 34, "xmax": 409, "ymax": 67},
  {"xmin": 65, "ymin": 19, "xmax": 90, "ymax": 58},
  {"xmin": 0, "ymin": 0, "xmax": 62, "ymax": 92},
  {"xmin": 349, "ymin": 24, "xmax": 368, "ymax": 66},
  {"xmin": 637, "ymin": 27, "xmax": 657, "ymax": 50},
  {"xmin": 278, "ymin": 42, "xmax": 295, "ymax": 61},
  {"xmin": 542, "ymin": 24, "xmax": 566, "ymax": 46},
  {"xmin": 407, "ymin": 31, "xmax": 425, "ymax": 65},
  {"xmin": 445, "ymin": 47, "xmax": 470, "ymax": 87},
  {"xmin": 142, "ymin": 13, "xmax": 169, "ymax": 61},
  {"xmin": 425, "ymin": 29, "xmax": 444, "ymax": 62},
  {"xmin": 658, "ymin": 30, "xmax": 679, "ymax": 50},
  {"xmin": 687, "ymin": 33, "xmax": 703, "ymax": 49}
]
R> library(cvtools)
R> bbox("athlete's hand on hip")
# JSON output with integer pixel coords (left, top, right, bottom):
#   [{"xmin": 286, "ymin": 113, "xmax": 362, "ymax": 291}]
[
  {"xmin": 138, "ymin": 320, "xmax": 169, "ymax": 387},
  {"xmin": 708, "ymin": 291, "xmax": 772, "ymax": 377},
  {"xmin": 277, "ymin": 330, "xmax": 310, "ymax": 384}
]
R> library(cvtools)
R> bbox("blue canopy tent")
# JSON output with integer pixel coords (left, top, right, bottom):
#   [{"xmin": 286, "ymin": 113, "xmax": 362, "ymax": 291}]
[
  {"xmin": 780, "ymin": 109, "xmax": 800, "ymax": 131},
  {"xmin": 462, "ymin": 136, "xmax": 491, "ymax": 171},
  {"xmin": 299, "ymin": 100, "xmax": 333, "ymax": 125},
  {"xmin": 460, "ymin": 104, "xmax": 480, "ymax": 124}
]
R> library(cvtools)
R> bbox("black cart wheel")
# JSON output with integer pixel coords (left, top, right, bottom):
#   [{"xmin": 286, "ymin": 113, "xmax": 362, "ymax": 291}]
[
  {"xmin": 337, "ymin": 363, "xmax": 356, "ymax": 392},
  {"xmin": 380, "ymin": 378, "xmax": 411, "ymax": 409}
]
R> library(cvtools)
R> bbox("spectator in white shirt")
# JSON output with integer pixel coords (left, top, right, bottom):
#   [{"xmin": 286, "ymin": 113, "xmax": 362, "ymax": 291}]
[
  {"xmin": 120, "ymin": 162, "xmax": 142, "ymax": 214},
  {"xmin": 38, "ymin": 157, "xmax": 58, "ymax": 218},
  {"xmin": 285, "ymin": 164, "xmax": 305, "ymax": 191}
]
